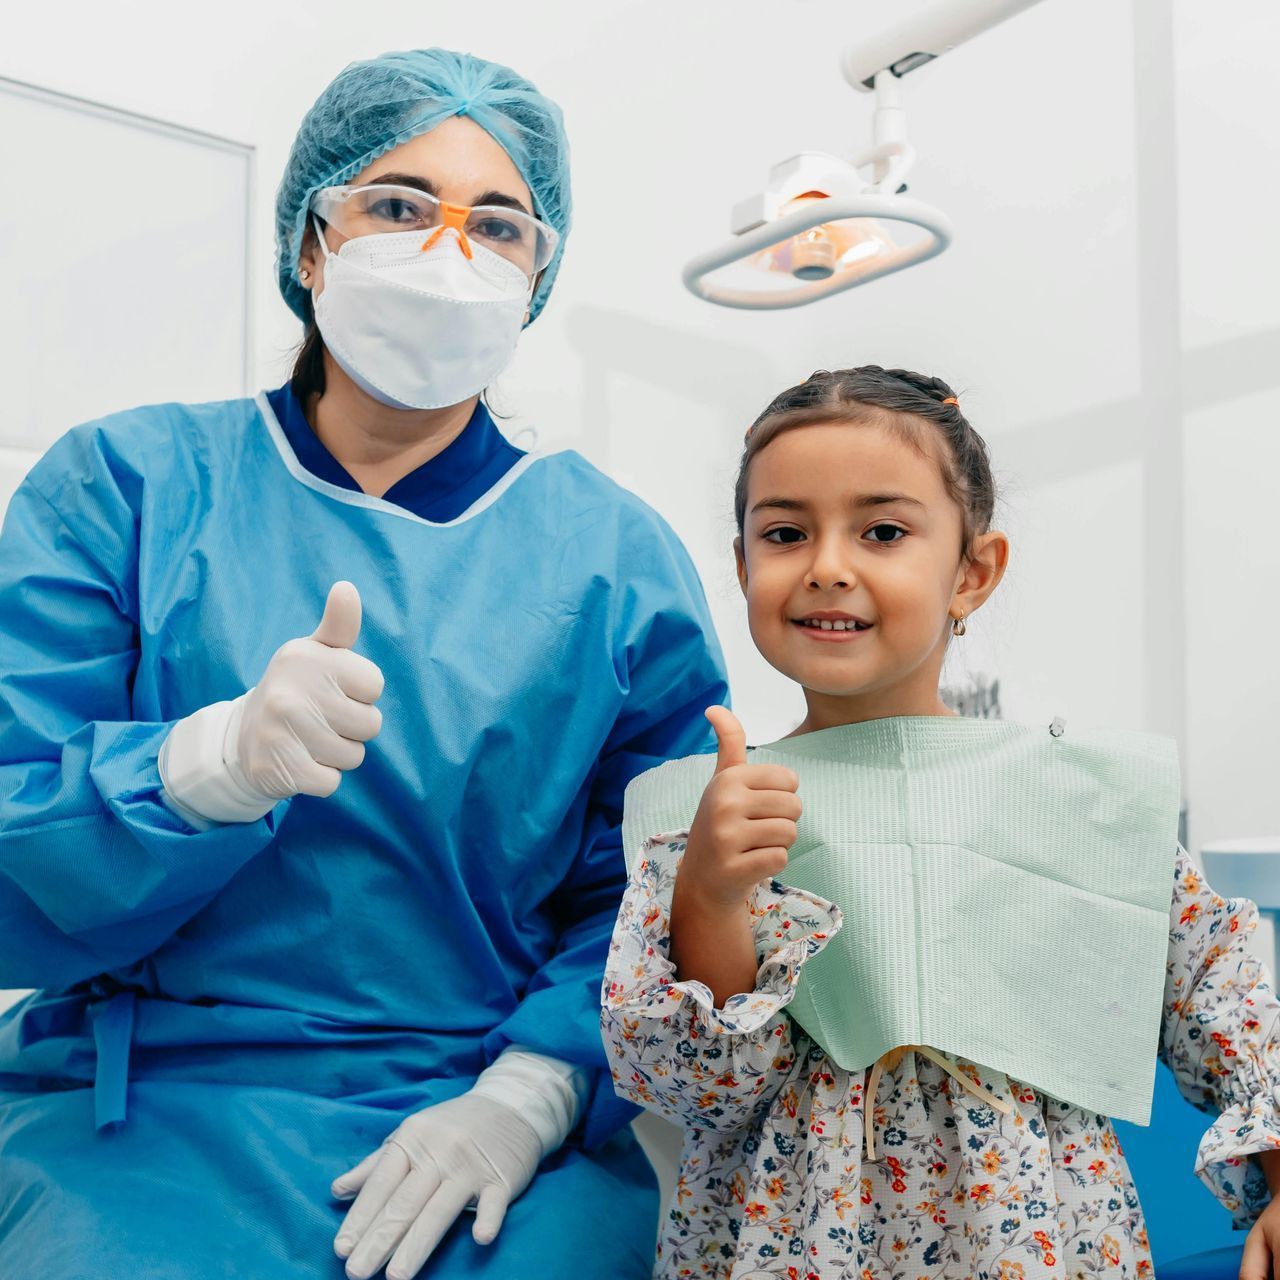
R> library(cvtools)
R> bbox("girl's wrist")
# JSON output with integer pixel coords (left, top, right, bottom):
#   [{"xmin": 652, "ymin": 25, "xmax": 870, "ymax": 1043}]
[{"xmin": 672, "ymin": 867, "xmax": 753, "ymax": 919}]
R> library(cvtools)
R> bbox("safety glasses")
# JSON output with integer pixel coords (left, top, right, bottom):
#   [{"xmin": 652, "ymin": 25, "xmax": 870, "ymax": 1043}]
[{"xmin": 311, "ymin": 183, "xmax": 558, "ymax": 277}]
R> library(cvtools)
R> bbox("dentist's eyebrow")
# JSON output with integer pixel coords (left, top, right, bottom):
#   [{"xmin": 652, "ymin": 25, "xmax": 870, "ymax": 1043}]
[
  {"xmin": 356, "ymin": 173, "xmax": 533, "ymax": 215},
  {"xmin": 358, "ymin": 172, "xmax": 438, "ymax": 194},
  {"xmin": 472, "ymin": 190, "xmax": 533, "ymax": 214}
]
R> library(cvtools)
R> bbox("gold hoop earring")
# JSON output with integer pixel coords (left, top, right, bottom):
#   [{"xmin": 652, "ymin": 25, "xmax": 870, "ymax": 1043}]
[{"xmin": 951, "ymin": 612, "xmax": 967, "ymax": 637}]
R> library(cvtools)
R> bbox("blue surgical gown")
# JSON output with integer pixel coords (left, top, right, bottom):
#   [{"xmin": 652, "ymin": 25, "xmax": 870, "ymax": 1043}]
[{"xmin": 0, "ymin": 391, "xmax": 728, "ymax": 1279}]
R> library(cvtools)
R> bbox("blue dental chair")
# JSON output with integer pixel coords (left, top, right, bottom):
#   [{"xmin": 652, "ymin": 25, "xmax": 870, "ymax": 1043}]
[{"xmin": 1115, "ymin": 1062, "xmax": 1246, "ymax": 1277}]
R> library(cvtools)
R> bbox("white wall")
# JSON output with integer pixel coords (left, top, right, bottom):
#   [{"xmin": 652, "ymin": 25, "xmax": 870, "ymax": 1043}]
[
  {"xmin": 1175, "ymin": 1, "xmax": 1280, "ymax": 852},
  {"xmin": 3, "ymin": 0, "xmax": 1279, "ymax": 1205},
  {"xmin": 0, "ymin": 76, "xmax": 251, "ymax": 523}
]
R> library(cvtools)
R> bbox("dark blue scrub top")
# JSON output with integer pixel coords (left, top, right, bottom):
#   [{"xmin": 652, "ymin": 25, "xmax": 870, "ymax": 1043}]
[{"xmin": 265, "ymin": 384, "xmax": 525, "ymax": 522}]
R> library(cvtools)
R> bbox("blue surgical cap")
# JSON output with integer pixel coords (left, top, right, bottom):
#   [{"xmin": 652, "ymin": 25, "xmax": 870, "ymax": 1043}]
[{"xmin": 275, "ymin": 48, "xmax": 571, "ymax": 324}]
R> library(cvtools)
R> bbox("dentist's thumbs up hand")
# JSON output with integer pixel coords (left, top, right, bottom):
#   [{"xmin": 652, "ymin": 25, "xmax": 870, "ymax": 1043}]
[
  {"xmin": 678, "ymin": 706, "xmax": 802, "ymax": 909},
  {"xmin": 309, "ymin": 579, "xmax": 365, "ymax": 649},
  {"xmin": 158, "ymin": 582, "xmax": 384, "ymax": 826},
  {"xmin": 231, "ymin": 582, "xmax": 384, "ymax": 801}
]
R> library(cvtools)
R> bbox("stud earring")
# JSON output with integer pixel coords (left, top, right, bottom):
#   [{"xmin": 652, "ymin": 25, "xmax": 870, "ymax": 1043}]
[
  {"xmin": 951, "ymin": 612, "xmax": 967, "ymax": 637},
  {"xmin": 300, "ymin": 268, "xmax": 311, "ymax": 283}
]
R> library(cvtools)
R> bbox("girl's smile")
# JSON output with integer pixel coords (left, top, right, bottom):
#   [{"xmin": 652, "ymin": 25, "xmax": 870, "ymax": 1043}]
[{"xmin": 792, "ymin": 610, "xmax": 874, "ymax": 640}]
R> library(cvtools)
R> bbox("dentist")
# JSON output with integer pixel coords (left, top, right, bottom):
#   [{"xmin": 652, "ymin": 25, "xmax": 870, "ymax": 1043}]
[{"xmin": 0, "ymin": 48, "xmax": 726, "ymax": 1280}]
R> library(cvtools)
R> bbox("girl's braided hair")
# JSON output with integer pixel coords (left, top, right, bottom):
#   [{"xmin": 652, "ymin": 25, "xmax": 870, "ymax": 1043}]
[{"xmin": 733, "ymin": 365, "xmax": 997, "ymax": 562}]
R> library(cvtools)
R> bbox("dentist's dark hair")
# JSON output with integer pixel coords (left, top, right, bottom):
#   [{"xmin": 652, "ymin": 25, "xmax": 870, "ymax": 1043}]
[
  {"xmin": 291, "ymin": 317, "xmax": 327, "ymax": 402},
  {"xmin": 733, "ymin": 365, "xmax": 997, "ymax": 563}
]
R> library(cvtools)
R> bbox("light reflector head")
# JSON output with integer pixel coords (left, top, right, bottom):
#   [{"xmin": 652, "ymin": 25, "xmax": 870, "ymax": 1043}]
[{"xmin": 684, "ymin": 190, "xmax": 951, "ymax": 310}]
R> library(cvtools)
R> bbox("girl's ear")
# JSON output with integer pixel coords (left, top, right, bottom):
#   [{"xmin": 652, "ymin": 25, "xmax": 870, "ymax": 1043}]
[
  {"xmin": 952, "ymin": 530, "xmax": 1010, "ymax": 618},
  {"xmin": 734, "ymin": 535, "xmax": 748, "ymax": 597}
]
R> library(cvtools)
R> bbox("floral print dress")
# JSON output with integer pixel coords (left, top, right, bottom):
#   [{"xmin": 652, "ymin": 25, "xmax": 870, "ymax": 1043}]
[{"xmin": 602, "ymin": 835, "xmax": 1280, "ymax": 1278}]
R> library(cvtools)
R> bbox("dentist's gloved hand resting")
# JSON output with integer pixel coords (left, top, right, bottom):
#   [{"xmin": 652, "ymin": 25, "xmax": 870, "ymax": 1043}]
[
  {"xmin": 333, "ymin": 1094, "xmax": 540, "ymax": 1280},
  {"xmin": 159, "ymin": 581, "xmax": 384, "ymax": 826},
  {"xmin": 333, "ymin": 1049, "xmax": 584, "ymax": 1280}
]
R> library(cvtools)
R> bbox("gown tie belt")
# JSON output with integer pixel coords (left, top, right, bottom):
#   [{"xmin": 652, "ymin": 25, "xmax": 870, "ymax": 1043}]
[
  {"xmin": 90, "ymin": 990, "xmax": 136, "ymax": 1130},
  {"xmin": 864, "ymin": 1044, "xmax": 1014, "ymax": 1161}
]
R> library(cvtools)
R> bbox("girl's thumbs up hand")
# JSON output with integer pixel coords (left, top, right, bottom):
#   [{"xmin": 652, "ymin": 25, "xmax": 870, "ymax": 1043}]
[
  {"xmin": 707, "ymin": 705, "xmax": 748, "ymax": 773},
  {"xmin": 679, "ymin": 706, "xmax": 802, "ymax": 911}
]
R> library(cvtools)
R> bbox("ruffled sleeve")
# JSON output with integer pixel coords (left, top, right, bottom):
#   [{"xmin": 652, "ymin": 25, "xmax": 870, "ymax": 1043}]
[
  {"xmin": 600, "ymin": 830, "xmax": 841, "ymax": 1132},
  {"xmin": 1160, "ymin": 845, "xmax": 1280, "ymax": 1226}
]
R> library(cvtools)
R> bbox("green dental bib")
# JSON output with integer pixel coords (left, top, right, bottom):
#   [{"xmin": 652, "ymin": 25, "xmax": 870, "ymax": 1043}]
[{"xmin": 622, "ymin": 715, "xmax": 1181, "ymax": 1124}]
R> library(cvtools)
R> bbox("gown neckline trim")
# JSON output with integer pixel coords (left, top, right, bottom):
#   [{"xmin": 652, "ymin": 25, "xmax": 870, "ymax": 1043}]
[{"xmin": 255, "ymin": 391, "xmax": 551, "ymax": 528}]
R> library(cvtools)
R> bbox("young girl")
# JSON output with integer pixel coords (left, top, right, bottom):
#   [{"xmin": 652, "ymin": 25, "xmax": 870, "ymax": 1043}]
[{"xmin": 601, "ymin": 366, "xmax": 1280, "ymax": 1279}]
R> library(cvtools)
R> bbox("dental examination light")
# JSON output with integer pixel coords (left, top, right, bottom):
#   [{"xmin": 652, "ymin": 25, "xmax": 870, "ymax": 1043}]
[{"xmin": 683, "ymin": 0, "xmax": 1046, "ymax": 309}]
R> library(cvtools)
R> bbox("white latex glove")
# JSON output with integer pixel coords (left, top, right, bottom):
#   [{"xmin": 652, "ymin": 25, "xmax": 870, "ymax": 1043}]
[
  {"xmin": 158, "ymin": 581, "xmax": 384, "ymax": 825},
  {"xmin": 333, "ymin": 1093, "xmax": 543, "ymax": 1280}
]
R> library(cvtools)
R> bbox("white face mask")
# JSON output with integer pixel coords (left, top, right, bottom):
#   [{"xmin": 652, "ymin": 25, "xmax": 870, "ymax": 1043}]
[{"xmin": 310, "ymin": 219, "xmax": 532, "ymax": 410}]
